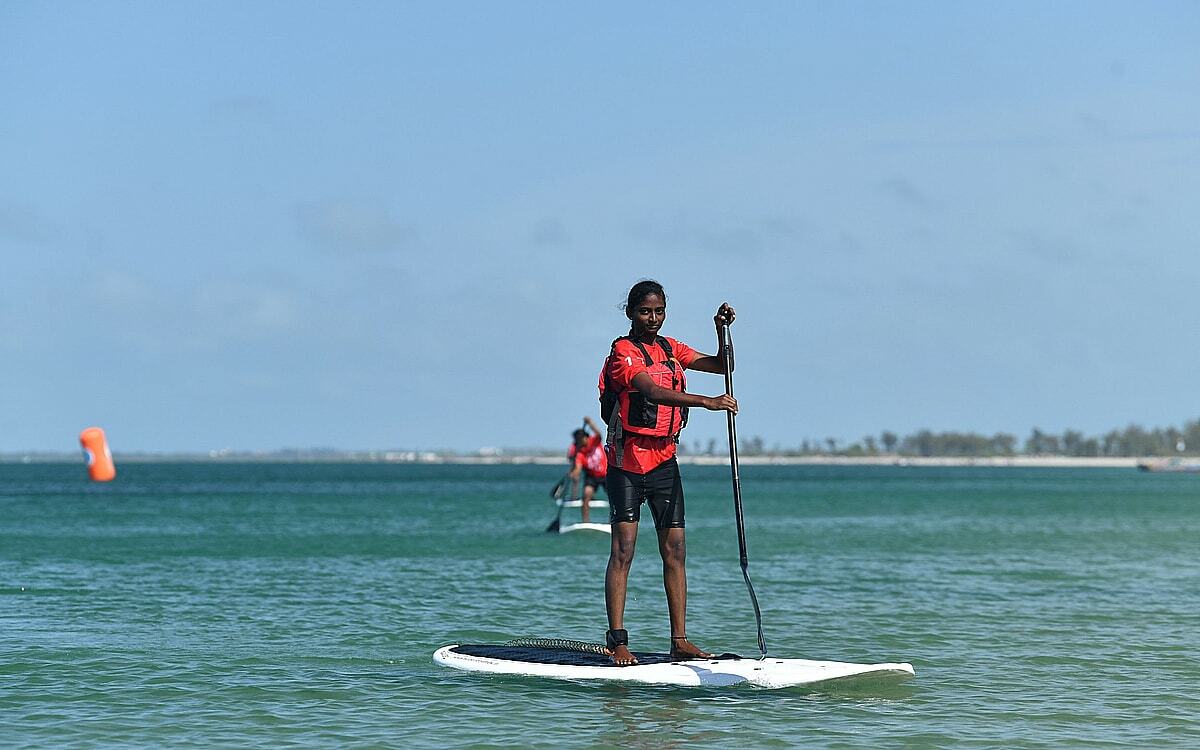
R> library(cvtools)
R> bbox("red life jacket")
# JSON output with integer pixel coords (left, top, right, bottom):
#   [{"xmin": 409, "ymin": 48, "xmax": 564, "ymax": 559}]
[
  {"xmin": 571, "ymin": 437, "xmax": 608, "ymax": 476},
  {"xmin": 599, "ymin": 336, "xmax": 689, "ymax": 440}
]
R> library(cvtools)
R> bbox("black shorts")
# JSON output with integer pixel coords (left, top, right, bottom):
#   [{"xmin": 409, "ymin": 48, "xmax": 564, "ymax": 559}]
[
  {"xmin": 607, "ymin": 458, "xmax": 685, "ymax": 529},
  {"xmin": 583, "ymin": 473, "xmax": 604, "ymax": 491}
]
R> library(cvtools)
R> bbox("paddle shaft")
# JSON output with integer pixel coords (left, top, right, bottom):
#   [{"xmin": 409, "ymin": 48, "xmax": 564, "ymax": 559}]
[
  {"xmin": 721, "ymin": 323, "xmax": 767, "ymax": 658},
  {"xmin": 546, "ymin": 471, "xmax": 571, "ymax": 532}
]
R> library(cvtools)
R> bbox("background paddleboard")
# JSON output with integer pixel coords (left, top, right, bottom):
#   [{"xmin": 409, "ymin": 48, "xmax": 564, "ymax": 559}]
[
  {"xmin": 557, "ymin": 522, "xmax": 611, "ymax": 534},
  {"xmin": 434, "ymin": 643, "xmax": 914, "ymax": 689},
  {"xmin": 555, "ymin": 498, "xmax": 608, "ymax": 508}
]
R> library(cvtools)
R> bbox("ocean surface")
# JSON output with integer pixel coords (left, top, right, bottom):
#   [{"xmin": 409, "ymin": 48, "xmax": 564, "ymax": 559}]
[{"xmin": 2, "ymin": 462, "xmax": 1198, "ymax": 749}]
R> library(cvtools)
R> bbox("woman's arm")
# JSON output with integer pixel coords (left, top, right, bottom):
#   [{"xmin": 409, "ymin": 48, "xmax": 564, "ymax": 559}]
[
  {"xmin": 631, "ymin": 371, "xmax": 737, "ymax": 414},
  {"xmin": 685, "ymin": 302, "xmax": 736, "ymax": 374}
]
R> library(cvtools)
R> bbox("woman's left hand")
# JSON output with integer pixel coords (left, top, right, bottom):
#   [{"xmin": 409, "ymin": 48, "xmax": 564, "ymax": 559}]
[{"xmin": 713, "ymin": 302, "xmax": 736, "ymax": 328}]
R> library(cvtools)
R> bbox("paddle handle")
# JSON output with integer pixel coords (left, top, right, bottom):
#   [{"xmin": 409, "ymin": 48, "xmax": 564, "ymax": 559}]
[{"xmin": 721, "ymin": 323, "xmax": 767, "ymax": 658}]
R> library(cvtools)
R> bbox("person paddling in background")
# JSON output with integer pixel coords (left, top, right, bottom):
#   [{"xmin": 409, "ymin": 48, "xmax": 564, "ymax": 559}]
[
  {"xmin": 568, "ymin": 417, "xmax": 607, "ymax": 524},
  {"xmin": 599, "ymin": 279, "xmax": 737, "ymax": 666}
]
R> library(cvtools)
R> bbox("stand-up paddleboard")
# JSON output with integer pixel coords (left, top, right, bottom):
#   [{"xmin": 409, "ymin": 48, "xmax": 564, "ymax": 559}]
[
  {"xmin": 555, "ymin": 498, "xmax": 609, "ymax": 508},
  {"xmin": 557, "ymin": 521, "xmax": 611, "ymax": 534},
  {"xmin": 434, "ymin": 640, "xmax": 914, "ymax": 689}
]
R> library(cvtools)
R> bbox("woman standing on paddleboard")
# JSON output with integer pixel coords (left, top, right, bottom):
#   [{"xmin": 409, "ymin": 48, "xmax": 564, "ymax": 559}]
[{"xmin": 599, "ymin": 280, "xmax": 737, "ymax": 666}]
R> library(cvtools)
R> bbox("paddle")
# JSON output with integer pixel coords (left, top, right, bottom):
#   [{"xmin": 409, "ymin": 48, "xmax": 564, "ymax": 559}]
[
  {"xmin": 721, "ymin": 322, "xmax": 767, "ymax": 658},
  {"xmin": 546, "ymin": 471, "xmax": 571, "ymax": 533},
  {"xmin": 550, "ymin": 473, "xmax": 570, "ymax": 501}
]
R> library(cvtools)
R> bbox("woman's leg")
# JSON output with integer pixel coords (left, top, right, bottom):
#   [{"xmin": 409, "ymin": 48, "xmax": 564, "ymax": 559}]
[
  {"xmin": 657, "ymin": 525, "xmax": 712, "ymax": 658},
  {"xmin": 644, "ymin": 460, "xmax": 712, "ymax": 660},
  {"xmin": 581, "ymin": 480, "xmax": 595, "ymax": 523},
  {"xmin": 605, "ymin": 520, "xmax": 639, "ymax": 664},
  {"xmin": 658, "ymin": 525, "xmax": 688, "ymax": 636}
]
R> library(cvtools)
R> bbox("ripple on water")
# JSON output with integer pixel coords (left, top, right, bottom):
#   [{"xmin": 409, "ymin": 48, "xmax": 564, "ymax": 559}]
[{"xmin": 3, "ymin": 464, "xmax": 1199, "ymax": 748}]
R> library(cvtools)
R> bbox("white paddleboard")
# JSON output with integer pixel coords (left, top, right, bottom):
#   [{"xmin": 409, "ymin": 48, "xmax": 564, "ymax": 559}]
[
  {"xmin": 558, "ymin": 522, "xmax": 612, "ymax": 534},
  {"xmin": 555, "ymin": 498, "xmax": 609, "ymax": 508},
  {"xmin": 433, "ymin": 644, "xmax": 914, "ymax": 689}
]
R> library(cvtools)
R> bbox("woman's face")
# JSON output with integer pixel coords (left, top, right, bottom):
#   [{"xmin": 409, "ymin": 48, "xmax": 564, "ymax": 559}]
[{"xmin": 629, "ymin": 293, "xmax": 666, "ymax": 337}]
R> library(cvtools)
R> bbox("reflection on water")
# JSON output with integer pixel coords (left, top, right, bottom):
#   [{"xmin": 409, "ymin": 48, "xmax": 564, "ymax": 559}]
[{"xmin": 600, "ymin": 687, "xmax": 700, "ymax": 749}]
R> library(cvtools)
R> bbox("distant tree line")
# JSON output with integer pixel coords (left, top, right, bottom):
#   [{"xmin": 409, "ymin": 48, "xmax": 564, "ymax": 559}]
[{"xmin": 680, "ymin": 417, "xmax": 1200, "ymax": 458}]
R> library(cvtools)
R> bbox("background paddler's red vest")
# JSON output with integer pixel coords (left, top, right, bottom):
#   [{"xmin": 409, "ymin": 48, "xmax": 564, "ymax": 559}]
[{"xmin": 599, "ymin": 336, "xmax": 689, "ymax": 440}]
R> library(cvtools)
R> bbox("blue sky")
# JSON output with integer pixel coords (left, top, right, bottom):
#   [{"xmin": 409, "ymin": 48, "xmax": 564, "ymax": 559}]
[{"xmin": 2, "ymin": 2, "xmax": 1198, "ymax": 453}]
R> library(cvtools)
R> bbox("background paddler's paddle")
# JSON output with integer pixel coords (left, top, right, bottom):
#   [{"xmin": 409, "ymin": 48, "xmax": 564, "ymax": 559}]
[
  {"xmin": 546, "ymin": 471, "xmax": 571, "ymax": 532},
  {"xmin": 721, "ymin": 322, "xmax": 767, "ymax": 658}
]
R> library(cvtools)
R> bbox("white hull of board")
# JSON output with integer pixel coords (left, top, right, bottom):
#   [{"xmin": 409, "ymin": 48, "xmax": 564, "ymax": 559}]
[
  {"xmin": 556, "ymin": 499, "xmax": 609, "ymax": 508},
  {"xmin": 434, "ymin": 645, "xmax": 914, "ymax": 689},
  {"xmin": 558, "ymin": 522, "xmax": 612, "ymax": 534}
]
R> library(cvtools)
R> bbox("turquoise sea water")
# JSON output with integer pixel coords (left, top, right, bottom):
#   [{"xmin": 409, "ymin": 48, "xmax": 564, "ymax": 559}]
[{"xmin": 2, "ymin": 462, "xmax": 1198, "ymax": 748}]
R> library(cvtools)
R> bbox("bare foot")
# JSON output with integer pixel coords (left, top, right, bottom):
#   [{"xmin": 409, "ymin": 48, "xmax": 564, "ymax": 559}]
[
  {"xmin": 669, "ymin": 637, "xmax": 713, "ymax": 660},
  {"xmin": 607, "ymin": 644, "xmax": 638, "ymax": 666}
]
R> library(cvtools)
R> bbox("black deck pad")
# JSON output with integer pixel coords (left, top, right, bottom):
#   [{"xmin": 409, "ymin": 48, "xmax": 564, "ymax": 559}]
[{"xmin": 452, "ymin": 644, "xmax": 742, "ymax": 668}]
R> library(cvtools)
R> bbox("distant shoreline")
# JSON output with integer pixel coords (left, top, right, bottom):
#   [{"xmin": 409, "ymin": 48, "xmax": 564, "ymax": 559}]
[
  {"xmin": 0, "ymin": 452, "xmax": 1143, "ymax": 467},
  {"xmin": 421, "ymin": 455, "xmax": 1144, "ymax": 468}
]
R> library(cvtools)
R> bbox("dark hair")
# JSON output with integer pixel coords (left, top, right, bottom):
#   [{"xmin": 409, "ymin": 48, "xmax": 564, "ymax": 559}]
[
  {"xmin": 624, "ymin": 279, "xmax": 667, "ymax": 319},
  {"xmin": 572, "ymin": 429, "xmax": 587, "ymax": 440}
]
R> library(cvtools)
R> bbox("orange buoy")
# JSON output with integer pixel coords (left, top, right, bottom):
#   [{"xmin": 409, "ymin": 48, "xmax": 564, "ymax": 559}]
[{"xmin": 79, "ymin": 427, "xmax": 116, "ymax": 482}]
